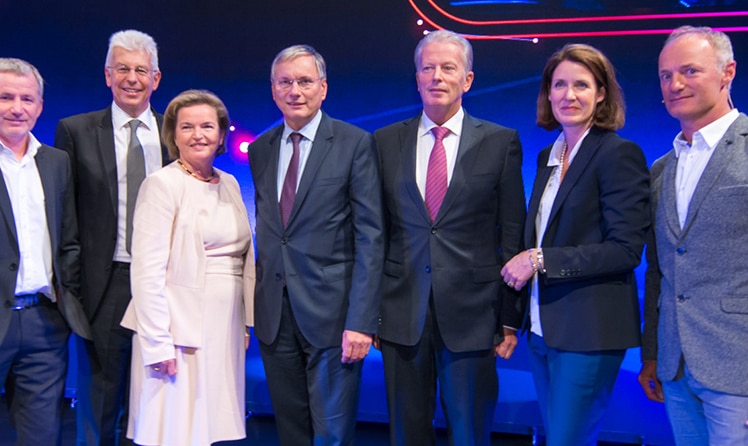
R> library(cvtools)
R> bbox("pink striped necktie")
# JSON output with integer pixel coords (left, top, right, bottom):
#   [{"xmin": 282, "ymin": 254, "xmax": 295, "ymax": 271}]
[
  {"xmin": 424, "ymin": 126, "xmax": 450, "ymax": 221},
  {"xmin": 280, "ymin": 132, "xmax": 302, "ymax": 228}
]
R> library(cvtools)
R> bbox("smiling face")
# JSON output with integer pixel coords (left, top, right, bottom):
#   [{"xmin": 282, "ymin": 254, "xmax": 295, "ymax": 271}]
[
  {"xmin": 416, "ymin": 40, "xmax": 474, "ymax": 125},
  {"xmin": 0, "ymin": 71, "xmax": 43, "ymax": 152},
  {"xmin": 105, "ymin": 47, "xmax": 161, "ymax": 118},
  {"xmin": 271, "ymin": 54, "xmax": 327, "ymax": 131},
  {"xmin": 658, "ymin": 34, "xmax": 735, "ymax": 137},
  {"xmin": 173, "ymin": 103, "xmax": 224, "ymax": 170},
  {"xmin": 548, "ymin": 60, "xmax": 605, "ymax": 133}
]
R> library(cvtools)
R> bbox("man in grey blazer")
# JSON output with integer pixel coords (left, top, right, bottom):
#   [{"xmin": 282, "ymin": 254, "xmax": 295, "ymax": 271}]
[
  {"xmin": 248, "ymin": 45, "xmax": 383, "ymax": 445},
  {"xmin": 0, "ymin": 58, "xmax": 90, "ymax": 445},
  {"xmin": 639, "ymin": 26, "xmax": 748, "ymax": 444},
  {"xmin": 374, "ymin": 30, "xmax": 526, "ymax": 445},
  {"xmin": 54, "ymin": 30, "xmax": 167, "ymax": 446}
]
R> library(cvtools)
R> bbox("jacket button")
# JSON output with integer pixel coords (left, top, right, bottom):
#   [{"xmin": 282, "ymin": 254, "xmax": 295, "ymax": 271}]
[
  {"xmin": 431, "ymin": 228, "xmax": 437, "ymax": 234},
  {"xmin": 274, "ymin": 273, "xmax": 282, "ymax": 281},
  {"xmin": 9, "ymin": 263, "xmax": 17, "ymax": 272},
  {"xmin": 281, "ymin": 237, "xmax": 288, "ymax": 245},
  {"xmin": 425, "ymin": 265, "xmax": 431, "ymax": 273},
  {"xmin": 676, "ymin": 247, "xmax": 686, "ymax": 255},
  {"xmin": 677, "ymin": 294, "xmax": 688, "ymax": 302}
]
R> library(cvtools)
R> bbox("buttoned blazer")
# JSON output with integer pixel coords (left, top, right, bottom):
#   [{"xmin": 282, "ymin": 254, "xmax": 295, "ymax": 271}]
[
  {"xmin": 643, "ymin": 113, "xmax": 748, "ymax": 396},
  {"xmin": 120, "ymin": 162, "xmax": 255, "ymax": 365},
  {"xmin": 0, "ymin": 144, "xmax": 91, "ymax": 340},
  {"xmin": 248, "ymin": 112, "xmax": 384, "ymax": 348},
  {"xmin": 525, "ymin": 127, "xmax": 649, "ymax": 352},
  {"xmin": 374, "ymin": 112, "xmax": 526, "ymax": 352},
  {"xmin": 54, "ymin": 107, "xmax": 168, "ymax": 320}
]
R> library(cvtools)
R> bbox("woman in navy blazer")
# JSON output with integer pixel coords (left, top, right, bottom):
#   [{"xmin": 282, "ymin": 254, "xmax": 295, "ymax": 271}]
[{"xmin": 501, "ymin": 44, "xmax": 650, "ymax": 446}]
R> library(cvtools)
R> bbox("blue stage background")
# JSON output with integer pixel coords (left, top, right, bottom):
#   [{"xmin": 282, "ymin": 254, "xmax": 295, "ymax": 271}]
[{"xmin": 5, "ymin": 1, "xmax": 748, "ymax": 444}]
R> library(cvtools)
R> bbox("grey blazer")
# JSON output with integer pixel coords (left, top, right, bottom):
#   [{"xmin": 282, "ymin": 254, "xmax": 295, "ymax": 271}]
[{"xmin": 643, "ymin": 112, "xmax": 748, "ymax": 396}]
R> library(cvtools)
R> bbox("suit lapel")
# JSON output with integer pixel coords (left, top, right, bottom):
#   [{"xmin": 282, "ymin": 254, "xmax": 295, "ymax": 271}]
[
  {"xmin": 154, "ymin": 111, "xmax": 170, "ymax": 166},
  {"xmin": 0, "ymin": 166, "xmax": 18, "ymax": 247},
  {"xmin": 398, "ymin": 116, "xmax": 431, "ymax": 223},
  {"xmin": 34, "ymin": 146, "xmax": 59, "ymax": 253},
  {"xmin": 660, "ymin": 151, "xmax": 681, "ymax": 237},
  {"xmin": 262, "ymin": 126, "xmax": 284, "ymax": 228},
  {"xmin": 681, "ymin": 115, "xmax": 748, "ymax": 236},
  {"xmin": 290, "ymin": 114, "xmax": 334, "ymax": 226},
  {"xmin": 97, "ymin": 108, "xmax": 118, "ymax": 218},
  {"xmin": 525, "ymin": 151, "xmax": 553, "ymax": 247},
  {"xmin": 433, "ymin": 114, "xmax": 480, "ymax": 223},
  {"xmin": 545, "ymin": 129, "xmax": 603, "ymax": 228}
]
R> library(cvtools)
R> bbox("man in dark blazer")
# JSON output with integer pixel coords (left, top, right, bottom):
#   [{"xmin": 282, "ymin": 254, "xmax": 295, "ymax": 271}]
[
  {"xmin": 639, "ymin": 26, "xmax": 748, "ymax": 444},
  {"xmin": 0, "ymin": 58, "xmax": 90, "ymax": 445},
  {"xmin": 53, "ymin": 30, "xmax": 166, "ymax": 446},
  {"xmin": 248, "ymin": 45, "xmax": 383, "ymax": 445},
  {"xmin": 373, "ymin": 30, "xmax": 526, "ymax": 446}
]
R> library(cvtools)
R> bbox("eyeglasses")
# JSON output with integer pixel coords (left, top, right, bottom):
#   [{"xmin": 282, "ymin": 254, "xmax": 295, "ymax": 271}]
[
  {"xmin": 108, "ymin": 65, "xmax": 154, "ymax": 78},
  {"xmin": 273, "ymin": 78, "xmax": 320, "ymax": 91}
]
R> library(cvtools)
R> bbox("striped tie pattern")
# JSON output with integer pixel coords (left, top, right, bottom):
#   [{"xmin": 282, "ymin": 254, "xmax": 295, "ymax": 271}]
[{"xmin": 424, "ymin": 126, "xmax": 450, "ymax": 221}]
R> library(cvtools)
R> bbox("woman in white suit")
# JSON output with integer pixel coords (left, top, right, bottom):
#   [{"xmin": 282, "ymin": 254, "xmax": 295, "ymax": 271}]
[{"xmin": 121, "ymin": 90, "xmax": 255, "ymax": 446}]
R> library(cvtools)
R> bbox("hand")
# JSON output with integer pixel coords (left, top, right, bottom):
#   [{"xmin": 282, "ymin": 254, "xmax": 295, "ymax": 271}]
[
  {"xmin": 245, "ymin": 334, "xmax": 250, "ymax": 351},
  {"xmin": 501, "ymin": 251, "xmax": 535, "ymax": 291},
  {"xmin": 149, "ymin": 358, "xmax": 177, "ymax": 377},
  {"xmin": 494, "ymin": 327, "xmax": 518, "ymax": 360},
  {"xmin": 638, "ymin": 360, "xmax": 664, "ymax": 402},
  {"xmin": 372, "ymin": 335, "xmax": 381, "ymax": 350},
  {"xmin": 341, "ymin": 330, "xmax": 372, "ymax": 364}
]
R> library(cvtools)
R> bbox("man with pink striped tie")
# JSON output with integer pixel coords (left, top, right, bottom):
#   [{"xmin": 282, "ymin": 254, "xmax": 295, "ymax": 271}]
[{"xmin": 374, "ymin": 30, "xmax": 527, "ymax": 446}]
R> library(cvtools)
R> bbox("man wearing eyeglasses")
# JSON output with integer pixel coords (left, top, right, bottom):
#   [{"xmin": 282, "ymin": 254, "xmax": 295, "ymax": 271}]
[
  {"xmin": 248, "ymin": 44, "xmax": 384, "ymax": 445},
  {"xmin": 54, "ymin": 29, "xmax": 168, "ymax": 446}
]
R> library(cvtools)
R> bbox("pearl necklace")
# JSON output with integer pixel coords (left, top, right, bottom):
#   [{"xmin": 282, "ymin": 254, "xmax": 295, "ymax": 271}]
[
  {"xmin": 177, "ymin": 159, "xmax": 215, "ymax": 183},
  {"xmin": 559, "ymin": 140, "xmax": 568, "ymax": 181}
]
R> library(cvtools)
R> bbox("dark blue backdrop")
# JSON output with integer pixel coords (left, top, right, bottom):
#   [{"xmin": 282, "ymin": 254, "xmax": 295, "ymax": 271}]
[{"xmin": 5, "ymin": 1, "xmax": 748, "ymax": 444}]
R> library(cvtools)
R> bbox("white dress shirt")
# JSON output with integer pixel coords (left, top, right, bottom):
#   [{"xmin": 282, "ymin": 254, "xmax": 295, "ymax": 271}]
[
  {"xmin": 276, "ymin": 110, "xmax": 323, "ymax": 200},
  {"xmin": 530, "ymin": 129, "xmax": 590, "ymax": 337},
  {"xmin": 674, "ymin": 108, "xmax": 739, "ymax": 229},
  {"xmin": 0, "ymin": 133, "xmax": 54, "ymax": 300},
  {"xmin": 111, "ymin": 102, "xmax": 163, "ymax": 262},
  {"xmin": 415, "ymin": 108, "xmax": 465, "ymax": 198}
]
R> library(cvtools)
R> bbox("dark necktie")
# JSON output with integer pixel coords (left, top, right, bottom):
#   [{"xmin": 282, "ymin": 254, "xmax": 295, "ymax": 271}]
[
  {"xmin": 424, "ymin": 126, "xmax": 450, "ymax": 221},
  {"xmin": 126, "ymin": 119, "xmax": 146, "ymax": 253},
  {"xmin": 280, "ymin": 132, "xmax": 302, "ymax": 228}
]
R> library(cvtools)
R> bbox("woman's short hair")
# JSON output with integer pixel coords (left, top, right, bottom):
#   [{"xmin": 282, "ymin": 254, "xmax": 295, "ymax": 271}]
[
  {"xmin": 536, "ymin": 43, "xmax": 625, "ymax": 131},
  {"xmin": 162, "ymin": 89, "xmax": 230, "ymax": 160}
]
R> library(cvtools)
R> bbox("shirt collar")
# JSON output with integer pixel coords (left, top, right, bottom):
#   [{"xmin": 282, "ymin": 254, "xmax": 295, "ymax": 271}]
[
  {"xmin": 547, "ymin": 127, "xmax": 592, "ymax": 167},
  {"xmin": 673, "ymin": 108, "xmax": 739, "ymax": 158},
  {"xmin": 111, "ymin": 101, "xmax": 156, "ymax": 131},
  {"xmin": 419, "ymin": 107, "xmax": 464, "ymax": 138},
  {"xmin": 283, "ymin": 109, "xmax": 323, "ymax": 143},
  {"xmin": 0, "ymin": 132, "xmax": 41, "ymax": 160}
]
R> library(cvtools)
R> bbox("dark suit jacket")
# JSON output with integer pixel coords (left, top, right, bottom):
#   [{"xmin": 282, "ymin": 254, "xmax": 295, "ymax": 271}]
[
  {"xmin": 526, "ymin": 127, "xmax": 649, "ymax": 352},
  {"xmin": 642, "ymin": 113, "xmax": 748, "ymax": 396},
  {"xmin": 248, "ymin": 112, "xmax": 384, "ymax": 348},
  {"xmin": 374, "ymin": 112, "xmax": 526, "ymax": 353},
  {"xmin": 54, "ymin": 107, "xmax": 168, "ymax": 320},
  {"xmin": 0, "ymin": 144, "xmax": 91, "ymax": 340}
]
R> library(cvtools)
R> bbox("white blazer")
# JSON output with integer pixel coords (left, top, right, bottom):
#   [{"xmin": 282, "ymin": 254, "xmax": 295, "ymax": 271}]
[{"xmin": 121, "ymin": 161, "xmax": 255, "ymax": 366}]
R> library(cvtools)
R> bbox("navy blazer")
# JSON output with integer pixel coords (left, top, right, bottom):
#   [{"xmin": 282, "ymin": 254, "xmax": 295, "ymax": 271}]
[
  {"xmin": 525, "ymin": 127, "xmax": 649, "ymax": 352},
  {"xmin": 0, "ymin": 144, "xmax": 91, "ymax": 340},
  {"xmin": 374, "ymin": 112, "xmax": 526, "ymax": 353},
  {"xmin": 54, "ymin": 107, "xmax": 168, "ymax": 320},
  {"xmin": 249, "ymin": 112, "xmax": 384, "ymax": 348}
]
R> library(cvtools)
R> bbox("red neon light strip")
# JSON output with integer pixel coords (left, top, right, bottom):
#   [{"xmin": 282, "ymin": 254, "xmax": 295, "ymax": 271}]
[
  {"xmin": 423, "ymin": 0, "xmax": 748, "ymax": 26},
  {"xmin": 408, "ymin": 0, "xmax": 748, "ymax": 38},
  {"xmin": 463, "ymin": 27, "xmax": 748, "ymax": 40}
]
